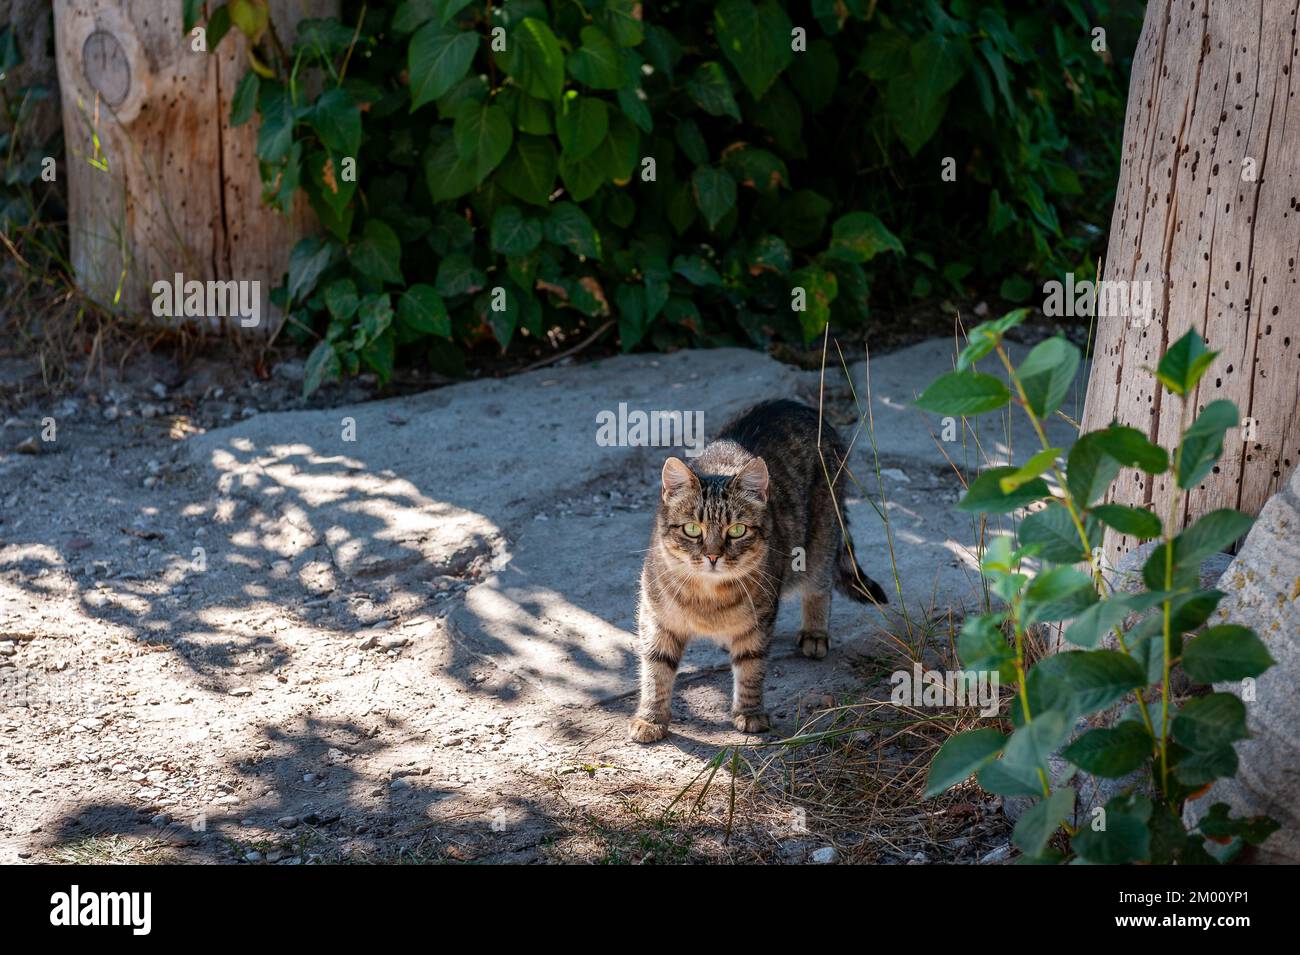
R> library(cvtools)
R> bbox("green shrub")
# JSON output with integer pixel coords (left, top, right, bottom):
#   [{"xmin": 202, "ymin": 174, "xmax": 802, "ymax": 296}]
[
  {"xmin": 917, "ymin": 315, "xmax": 1279, "ymax": 864},
  {"xmin": 190, "ymin": 0, "xmax": 1143, "ymax": 394}
]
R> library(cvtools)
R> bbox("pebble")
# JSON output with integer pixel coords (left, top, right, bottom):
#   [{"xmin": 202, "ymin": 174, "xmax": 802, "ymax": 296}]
[
  {"xmin": 228, "ymin": 687, "xmax": 252, "ymax": 697},
  {"xmin": 243, "ymin": 850, "xmax": 263, "ymax": 863},
  {"xmin": 979, "ymin": 844, "xmax": 1012, "ymax": 865},
  {"xmin": 151, "ymin": 813, "xmax": 171, "ymax": 827},
  {"xmin": 277, "ymin": 815, "xmax": 299, "ymax": 829},
  {"xmin": 809, "ymin": 846, "xmax": 839, "ymax": 865},
  {"xmin": 15, "ymin": 437, "xmax": 40, "ymax": 455}
]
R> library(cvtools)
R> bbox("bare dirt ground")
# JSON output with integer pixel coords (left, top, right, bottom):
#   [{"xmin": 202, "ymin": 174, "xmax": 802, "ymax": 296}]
[{"xmin": 0, "ymin": 340, "xmax": 1037, "ymax": 864}]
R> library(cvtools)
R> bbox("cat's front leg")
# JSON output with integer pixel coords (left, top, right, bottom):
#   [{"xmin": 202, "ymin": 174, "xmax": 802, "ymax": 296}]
[
  {"xmin": 629, "ymin": 616, "xmax": 686, "ymax": 743},
  {"xmin": 730, "ymin": 626, "xmax": 772, "ymax": 734}
]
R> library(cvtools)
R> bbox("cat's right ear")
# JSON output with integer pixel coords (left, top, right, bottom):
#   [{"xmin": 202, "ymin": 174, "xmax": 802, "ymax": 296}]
[{"xmin": 661, "ymin": 457, "xmax": 699, "ymax": 501}]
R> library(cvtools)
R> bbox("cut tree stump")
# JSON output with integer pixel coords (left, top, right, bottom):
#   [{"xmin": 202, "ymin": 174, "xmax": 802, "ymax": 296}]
[
  {"xmin": 51, "ymin": 0, "xmax": 336, "ymax": 330},
  {"xmin": 1081, "ymin": 0, "xmax": 1300, "ymax": 566}
]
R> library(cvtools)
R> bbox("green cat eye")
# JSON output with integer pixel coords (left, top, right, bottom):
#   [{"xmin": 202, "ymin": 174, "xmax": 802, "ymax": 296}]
[
  {"xmin": 726, "ymin": 523, "xmax": 748, "ymax": 538},
  {"xmin": 682, "ymin": 522, "xmax": 703, "ymax": 538}
]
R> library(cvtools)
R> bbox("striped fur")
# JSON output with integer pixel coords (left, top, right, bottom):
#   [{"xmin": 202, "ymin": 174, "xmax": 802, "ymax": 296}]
[{"xmin": 629, "ymin": 400, "xmax": 888, "ymax": 743}]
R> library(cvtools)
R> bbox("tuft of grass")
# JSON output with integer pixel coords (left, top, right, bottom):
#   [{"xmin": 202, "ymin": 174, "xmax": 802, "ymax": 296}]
[{"xmin": 46, "ymin": 834, "xmax": 178, "ymax": 865}]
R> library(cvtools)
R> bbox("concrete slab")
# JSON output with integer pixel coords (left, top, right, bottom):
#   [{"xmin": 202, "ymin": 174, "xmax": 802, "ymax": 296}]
[{"xmin": 186, "ymin": 338, "xmax": 1086, "ymax": 709}]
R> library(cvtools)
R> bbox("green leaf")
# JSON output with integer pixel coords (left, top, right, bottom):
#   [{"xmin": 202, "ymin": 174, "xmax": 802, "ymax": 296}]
[
  {"xmin": 999, "ymin": 448, "xmax": 1061, "ymax": 494},
  {"xmin": 544, "ymin": 201, "xmax": 601, "ymax": 259},
  {"xmin": 1090, "ymin": 425, "xmax": 1168, "ymax": 474},
  {"xmin": 914, "ymin": 371, "xmax": 1011, "ymax": 415},
  {"xmin": 287, "ymin": 236, "xmax": 334, "ymax": 302},
  {"xmin": 989, "ymin": 709, "xmax": 1071, "ymax": 795},
  {"xmin": 1197, "ymin": 803, "xmax": 1281, "ymax": 845},
  {"xmin": 691, "ymin": 166, "xmax": 737, "ymax": 231},
  {"xmin": 356, "ymin": 293, "xmax": 394, "ymax": 342},
  {"xmin": 409, "ymin": 22, "xmax": 478, "ymax": 111},
  {"xmin": 713, "ymin": 0, "xmax": 794, "ymax": 100},
  {"xmin": 322, "ymin": 278, "xmax": 358, "ymax": 323},
  {"xmin": 1018, "ymin": 337, "xmax": 1080, "ymax": 418},
  {"xmin": 351, "ymin": 219, "xmax": 403, "ymax": 285},
  {"xmin": 1173, "ymin": 693, "xmax": 1248, "ymax": 753},
  {"xmin": 206, "ymin": 4, "xmax": 232, "ymax": 50},
  {"xmin": 1156, "ymin": 330, "xmax": 1218, "ymax": 396},
  {"xmin": 229, "ymin": 0, "xmax": 269, "ymax": 40},
  {"xmin": 1066, "ymin": 432, "xmax": 1122, "ymax": 507},
  {"xmin": 957, "ymin": 468, "xmax": 1050, "ymax": 514},
  {"xmin": 788, "ymin": 266, "xmax": 837, "ymax": 341},
  {"xmin": 747, "ymin": 235, "xmax": 792, "ymax": 275},
  {"xmin": 502, "ymin": 18, "xmax": 564, "ymax": 103},
  {"xmin": 603, "ymin": 0, "xmax": 645, "ymax": 46},
  {"xmin": 499, "ymin": 135, "xmax": 558, "ymax": 206},
  {"xmin": 310, "ymin": 88, "xmax": 362, "ymax": 157},
  {"xmin": 616, "ymin": 283, "xmax": 648, "ymax": 351},
  {"xmin": 183, "ymin": 0, "xmax": 205, "ymax": 33},
  {"xmin": 1182, "ymin": 625, "xmax": 1275, "ymax": 683},
  {"xmin": 1023, "ymin": 566, "xmax": 1097, "ymax": 623},
  {"xmin": 924, "ymin": 728, "xmax": 1006, "ymax": 797},
  {"xmin": 434, "ymin": 251, "xmax": 485, "ymax": 298},
  {"xmin": 424, "ymin": 136, "xmax": 478, "ymax": 201},
  {"xmin": 1018, "ymin": 501, "xmax": 1089, "ymax": 563},
  {"xmin": 826, "ymin": 212, "xmax": 904, "ymax": 263},
  {"xmin": 490, "ymin": 205, "xmax": 542, "ymax": 256},
  {"xmin": 956, "ymin": 613, "xmax": 1017, "ymax": 681},
  {"xmin": 255, "ymin": 81, "xmax": 294, "ymax": 164},
  {"xmin": 1028, "ymin": 651, "xmax": 1146, "ymax": 719},
  {"xmin": 686, "ymin": 62, "xmax": 741, "ymax": 121},
  {"xmin": 359, "ymin": 329, "xmax": 395, "ymax": 383},
  {"xmin": 453, "ymin": 102, "xmax": 513, "ymax": 184},
  {"xmin": 1064, "ymin": 596, "xmax": 1133, "ymax": 649},
  {"xmin": 556, "ymin": 94, "xmax": 609, "ymax": 162},
  {"xmin": 566, "ymin": 25, "xmax": 623, "ymax": 89},
  {"xmin": 672, "ymin": 254, "xmax": 722, "ymax": 287},
  {"xmin": 303, "ymin": 341, "xmax": 342, "ymax": 397},
  {"xmin": 1177, "ymin": 399, "xmax": 1238, "ymax": 490},
  {"xmin": 1013, "ymin": 787, "xmax": 1076, "ymax": 856},
  {"xmin": 1090, "ymin": 504, "xmax": 1162, "ymax": 540},
  {"xmin": 397, "ymin": 284, "xmax": 450, "ymax": 337},
  {"xmin": 230, "ymin": 71, "xmax": 260, "ymax": 127},
  {"xmin": 1175, "ymin": 508, "xmax": 1254, "ymax": 567},
  {"xmin": 1072, "ymin": 793, "xmax": 1152, "ymax": 864},
  {"xmin": 1062, "ymin": 722, "xmax": 1152, "ymax": 778}
]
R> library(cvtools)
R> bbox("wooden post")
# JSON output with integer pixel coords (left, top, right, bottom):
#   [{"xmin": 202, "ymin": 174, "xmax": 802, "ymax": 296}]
[
  {"xmin": 50, "ymin": 0, "xmax": 335, "ymax": 331},
  {"xmin": 1081, "ymin": 0, "xmax": 1300, "ymax": 567}
]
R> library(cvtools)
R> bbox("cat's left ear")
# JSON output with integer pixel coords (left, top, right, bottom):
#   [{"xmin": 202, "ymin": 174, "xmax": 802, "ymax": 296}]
[{"xmin": 732, "ymin": 457, "xmax": 770, "ymax": 503}]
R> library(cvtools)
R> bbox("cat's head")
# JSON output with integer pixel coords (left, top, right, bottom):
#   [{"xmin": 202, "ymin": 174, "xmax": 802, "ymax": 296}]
[{"xmin": 656, "ymin": 455, "xmax": 769, "ymax": 578}]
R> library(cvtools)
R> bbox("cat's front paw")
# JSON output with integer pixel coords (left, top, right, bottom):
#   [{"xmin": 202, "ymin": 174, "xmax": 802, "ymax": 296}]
[
  {"xmin": 628, "ymin": 717, "xmax": 669, "ymax": 743},
  {"xmin": 732, "ymin": 712, "xmax": 771, "ymax": 734},
  {"xmin": 798, "ymin": 630, "xmax": 830, "ymax": 660}
]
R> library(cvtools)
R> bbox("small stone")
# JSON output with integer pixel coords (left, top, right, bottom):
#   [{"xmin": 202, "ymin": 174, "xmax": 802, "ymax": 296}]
[
  {"xmin": 277, "ymin": 815, "xmax": 299, "ymax": 829},
  {"xmin": 228, "ymin": 687, "xmax": 252, "ymax": 697},
  {"xmin": 151, "ymin": 813, "xmax": 171, "ymax": 827},
  {"xmin": 243, "ymin": 850, "xmax": 263, "ymax": 863},
  {"xmin": 390, "ymin": 778, "xmax": 411, "ymax": 790},
  {"xmin": 809, "ymin": 846, "xmax": 839, "ymax": 865},
  {"xmin": 379, "ymin": 634, "xmax": 409, "ymax": 650},
  {"xmin": 15, "ymin": 437, "xmax": 40, "ymax": 455},
  {"xmin": 979, "ymin": 844, "xmax": 1012, "ymax": 865}
]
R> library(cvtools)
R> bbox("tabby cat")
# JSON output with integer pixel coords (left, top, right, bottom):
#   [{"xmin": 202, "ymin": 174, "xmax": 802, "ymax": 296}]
[{"xmin": 629, "ymin": 400, "xmax": 888, "ymax": 743}]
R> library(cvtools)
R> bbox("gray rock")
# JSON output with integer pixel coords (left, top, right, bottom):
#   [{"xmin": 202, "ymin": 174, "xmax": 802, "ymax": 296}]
[
  {"xmin": 277, "ymin": 815, "xmax": 299, "ymax": 829},
  {"xmin": 1185, "ymin": 467, "xmax": 1300, "ymax": 863},
  {"xmin": 809, "ymin": 846, "xmax": 839, "ymax": 865}
]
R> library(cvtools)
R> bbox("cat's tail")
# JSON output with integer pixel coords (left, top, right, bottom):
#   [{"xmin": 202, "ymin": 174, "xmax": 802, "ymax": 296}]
[{"xmin": 835, "ymin": 533, "xmax": 889, "ymax": 605}]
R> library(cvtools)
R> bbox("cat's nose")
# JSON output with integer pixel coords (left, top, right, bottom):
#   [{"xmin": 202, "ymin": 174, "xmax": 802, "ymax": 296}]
[{"xmin": 706, "ymin": 554, "xmax": 721, "ymax": 565}]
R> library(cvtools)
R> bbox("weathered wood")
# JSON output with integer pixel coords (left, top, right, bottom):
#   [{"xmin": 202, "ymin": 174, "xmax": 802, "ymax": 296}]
[
  {"xmin": 51, "ymin": 0, "xmax": 335, "ymax": 331},
  {"xmin": 1081, "ymin": 0, "xmax": 1300, "ymax": 566}
]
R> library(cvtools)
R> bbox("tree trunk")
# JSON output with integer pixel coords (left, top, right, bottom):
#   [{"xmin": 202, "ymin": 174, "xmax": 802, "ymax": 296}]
[
  {"xmin": 50, "ymin": 0, "xmax": 334, "ymax": 331},
  {"xmin": 1081, "ymin": 0, "xmax": 1300, "ymax": 566}
]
